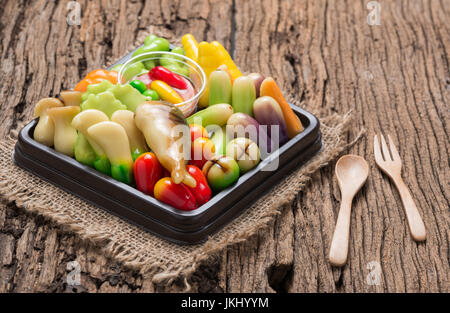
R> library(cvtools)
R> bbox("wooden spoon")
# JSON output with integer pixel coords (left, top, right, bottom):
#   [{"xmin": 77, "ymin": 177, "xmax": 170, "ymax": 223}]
[{"xmin": 329, "ymin": 155, "xmax": 369, "ymax": 267}]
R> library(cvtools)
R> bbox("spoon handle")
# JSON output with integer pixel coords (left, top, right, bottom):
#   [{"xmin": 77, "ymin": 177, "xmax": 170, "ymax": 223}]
[{"xmin": 329, "ymin": 196, "xmax": 352, "ymax": 267}]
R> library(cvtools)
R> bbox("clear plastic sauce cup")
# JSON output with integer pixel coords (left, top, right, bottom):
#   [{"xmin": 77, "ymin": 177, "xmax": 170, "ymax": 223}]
[{"xmin": 117, "ymin": 51, "xmax": 206, "ymax": 117}]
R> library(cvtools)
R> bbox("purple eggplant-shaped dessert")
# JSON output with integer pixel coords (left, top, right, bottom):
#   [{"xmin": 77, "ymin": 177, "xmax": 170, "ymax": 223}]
[{"xmin": 253, "ymin": 96, "xmax": 289, "ymax": 148}]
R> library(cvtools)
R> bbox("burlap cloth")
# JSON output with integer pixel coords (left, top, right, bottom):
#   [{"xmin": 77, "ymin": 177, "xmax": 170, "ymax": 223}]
[{"xmin": 0, "ymin": 31, "xmax": 360, "ymax": 290}]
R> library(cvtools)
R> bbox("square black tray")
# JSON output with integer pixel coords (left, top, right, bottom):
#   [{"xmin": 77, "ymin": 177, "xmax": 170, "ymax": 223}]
[
  {"xmin": 13, "ymin": 42, "xmax": 322, "ymax": 244},
  {"xmin": 13, "ymin": 105, "xmax": 321, "ymax": 244}
]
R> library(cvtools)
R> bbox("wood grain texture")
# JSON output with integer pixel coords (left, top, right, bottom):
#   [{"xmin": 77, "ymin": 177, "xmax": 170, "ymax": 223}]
[{"xmin": 0, "ymin": 0, "xmax": 448, "ymax": 292}]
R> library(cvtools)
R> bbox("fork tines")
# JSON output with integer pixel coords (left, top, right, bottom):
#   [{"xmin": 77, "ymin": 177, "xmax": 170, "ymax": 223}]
[{"xmin": 374, "ymin": 134, "xmax": 401, "ymax": 166}]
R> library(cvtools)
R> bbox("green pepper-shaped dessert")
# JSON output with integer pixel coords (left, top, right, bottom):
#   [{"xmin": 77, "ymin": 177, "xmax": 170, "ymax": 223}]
[
  {"xmin": 132, "ymin": 35, "xmax": 170, "ymax": 57},
  {"xmin": 122, "ymin": 61, "xmax": 148, "ymax": 81},
  {"xmin": 160, "ymin": 46, "xmax": 189, "ymax": 77}
]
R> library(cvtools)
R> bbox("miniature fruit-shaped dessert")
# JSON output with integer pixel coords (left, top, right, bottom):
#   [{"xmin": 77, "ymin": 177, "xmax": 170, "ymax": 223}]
[
  {"xmin": 186, "ymin": 165, "xmax": 211, "ymax": 206},
  {"xmin": 226, "ymin": 138, "xmax": 261, "ymax": 174},
  {"xmin": 189, "ymin": 124, "xmax": 209, "ymax": 142},
  {"xmin": 260, "ymin": 77, "xmax": 304, "ymax": 138},
  {"xmin": 232, "ymin": 76, "xmax": 256, "ymax": 117},
  {"xmin": 202, "ymin": 155, "xmax": 240, "ymax": 191},
  {"xmin": 33, "ymin": 98, "xmax": 64, "ymax": 147},
  {"xmin": 209, "ymin": 69, "xmax": 232, "ymax": 106},
  {"xmin": 187, "ymin": 103, "xmax": 234, "ymax": 127},
  {"xmin": 133, "ymin": 152, "xmax": 163, "ymax": 196},
  {"xmin": 111, "ymin": 110, "xmax": 148, "ymax": 160},
  {"xmin": 154, "ymin": 177, "xmax": 197, "ymax": 211},
  {"xmin": 253, "ymin": 96, "xmax": 289, "ymax": 147},
  {"xmin": 190, "ymin": 137, "xmax": 215, "ymax": 169},
  {"xmin": 134, "ymin": 101, "xmax": 197, "ymax": 188},
  {"xmin": 71, "ymin": 109, "xmax": 110, "ymax": 174},
  {"xmin": 47, "ymin": 106, "xmax": 80, "ymax": 156},
  {"xmin": 87, "ymin": 121, "xmax": 134, "ymax": 185},
  {"xmin": 60, "ymin": 91, "xmax": 82, "ymax": 107},
  {"xmin": 210, "ymin": 125, "xmax": 231, "ymax": 156}
]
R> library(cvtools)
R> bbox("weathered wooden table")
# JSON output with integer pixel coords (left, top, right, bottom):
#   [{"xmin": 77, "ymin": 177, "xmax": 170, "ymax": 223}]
[{"xmin": 0, "ymin": 0, "xmax": 448, "ymax": 293}]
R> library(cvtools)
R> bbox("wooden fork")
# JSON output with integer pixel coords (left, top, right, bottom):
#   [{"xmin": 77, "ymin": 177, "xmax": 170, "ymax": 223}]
[{"xmin": 374, "ymin": 134, "xmax": 426, "ymax": 241}]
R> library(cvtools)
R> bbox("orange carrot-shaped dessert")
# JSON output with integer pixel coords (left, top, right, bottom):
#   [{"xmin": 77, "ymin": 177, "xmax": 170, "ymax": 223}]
[{"xmin": 260, "ymin": 77, "xmax": 304, "ymax": 138}]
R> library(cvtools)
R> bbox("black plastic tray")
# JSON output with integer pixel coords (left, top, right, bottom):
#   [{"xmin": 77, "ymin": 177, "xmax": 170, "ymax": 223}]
[
  {"xmin": 13, "ymin": 42, "xmax": 322, "ymax": 244},
  {"xmin": 13, "ymin": 105, "xmax": 321, "ymax": 244}
]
